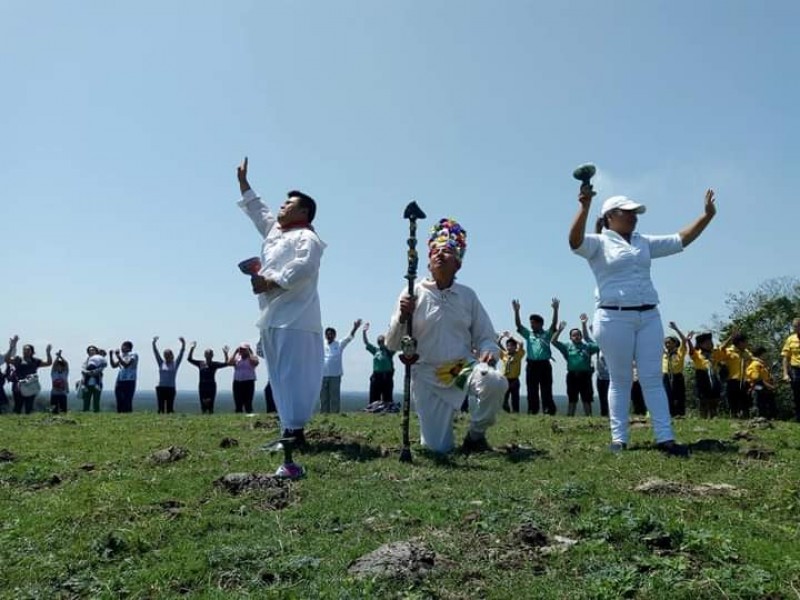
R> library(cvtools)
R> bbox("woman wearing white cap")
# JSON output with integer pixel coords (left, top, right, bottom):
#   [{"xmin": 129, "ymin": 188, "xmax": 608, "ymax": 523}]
[{"xmin": 569, "ymin": 185, "xmax": 716, "ymax": 455}]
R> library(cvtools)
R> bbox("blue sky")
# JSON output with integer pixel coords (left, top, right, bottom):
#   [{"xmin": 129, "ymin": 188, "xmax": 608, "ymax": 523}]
[{"xmin": 2, "ymin": 1, "xmax": 798, "ymax": 396}]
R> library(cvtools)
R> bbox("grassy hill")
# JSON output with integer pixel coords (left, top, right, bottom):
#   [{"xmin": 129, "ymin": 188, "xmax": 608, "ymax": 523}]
[{"xmin": 1, "ymin": 412, "xmax": 799, "ymax": 599}]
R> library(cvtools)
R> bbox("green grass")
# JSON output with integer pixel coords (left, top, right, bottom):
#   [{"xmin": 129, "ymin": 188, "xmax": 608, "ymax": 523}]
[{"xmin": 1, "ymin": 411, "xmax": 799, "ymax": 599}]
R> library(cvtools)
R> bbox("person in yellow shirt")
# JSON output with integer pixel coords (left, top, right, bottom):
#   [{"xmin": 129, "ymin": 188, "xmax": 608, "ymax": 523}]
[
  {"xmin": 781, "ymin": 317, "xmax": 800, "ymax": 422},
  {"xmin": 746, "ymin": 346, "xmax": 776, "ymax": 419},
  {"xmin": 687, "ymin": 331, "xmax": 725, "ymax": 418},
  {"xmin": 498, "ymin": 332, "xmax": 525, "ymax": 413},
  {"xmin": 662, "ymin": 321, "xmax": 688, "ymax": 417},
  {"xmin": 720, "ymin": 331, "xmax": 753, "ymax": 419}
]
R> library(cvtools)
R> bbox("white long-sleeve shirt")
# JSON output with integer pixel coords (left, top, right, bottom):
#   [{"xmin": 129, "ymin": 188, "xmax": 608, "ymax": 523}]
[
  {"xmin": 238, "ymin": 189, "xmax": 326, "ymax": 332},
  {"xmin": 322, "ymin": 335, "xmax": 354, "ymax": 377},
  {"xmin": 385, "ymin": 279, "xmax": 499, "ymax": 369}
]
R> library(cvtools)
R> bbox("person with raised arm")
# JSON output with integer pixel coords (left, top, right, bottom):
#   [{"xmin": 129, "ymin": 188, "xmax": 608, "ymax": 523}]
[
  {"xmin": 551, "ymin": 313, "xmax": 599, "ymax": 416},
  {"xmin": 5, "ymin": 335, "xmax": 53, "ymax": 414},
  {"xmin": 662, "ymin": 322, "xmax": 689, "ymax": 417},
  {"xmin": 187, "ymin": 342, "xmax": 230, "ymax": 414},
  {"xmin": 569, "ymin": 180, "xmax": 716, "ymax": 455},
  {"xmin": 109, "ymin": 341, "xmax": 138, "ymax": 413},
  {"xmin": 513, "ymin": 298, "xmax": 559, "ymax": 415},
  {"xmin": 362, "ymin": 322, "xmax": 396, "ymax": 412},
  {"xmin": 320, "ymin": 319, "xmax": 362, "ymax": 413},
  {"xmin": 152, "ymin": 336, "xmax": 185, "ymax": 414},
  {"xmin": 236, "ymin": 157, "xmax": 325, "ymax": 447}
]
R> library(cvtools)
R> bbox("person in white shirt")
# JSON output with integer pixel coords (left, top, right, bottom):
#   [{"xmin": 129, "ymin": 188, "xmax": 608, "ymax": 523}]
[
  {"xmin": 236, "ymin": 157, "xmax": 325, "ymax": 446},
  {"xmin": 321, "ymin": 319, "xmax": 362, "ymax": 413},
  {"xmin": 385, "ymin": 218, "xmax": 506, "ymax": 454},
  {"xmin": 569, "ymin": 185, "xmax": 716, "ymax": 456},
  {"xmin": 110, "ymin": 341, "xmax": 138, "ymax": 413}
]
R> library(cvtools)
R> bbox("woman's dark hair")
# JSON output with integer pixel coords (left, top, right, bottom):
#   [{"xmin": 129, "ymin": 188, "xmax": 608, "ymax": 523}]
[
  {"xmin": 664, "ymin": 336, "xmax": 679, "ymax": 346},
  {"xmin": 287, "ymin": 190, "xmax": 317, "ymax": 223},
  {"xmin": 594, "ymin": 217, "xmax": 606, "ymax": 234}
]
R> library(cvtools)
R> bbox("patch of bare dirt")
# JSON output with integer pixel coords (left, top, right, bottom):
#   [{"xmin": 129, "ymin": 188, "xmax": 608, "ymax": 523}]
[
  {"xmin": 219, "ymin": 437, "xmax": 239, "ymax": 448},
  {"xmin": 214, "ymin": 472, "xmax": 294, "ymax": 510},
  {"xmin": 0, "ymin": 449, "xmax": 16, "ymax": 462}
]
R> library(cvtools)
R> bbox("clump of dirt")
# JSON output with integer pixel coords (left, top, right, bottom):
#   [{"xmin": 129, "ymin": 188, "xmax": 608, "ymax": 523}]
[
  {"xmin": 79, "ymin": 463, "xmax": 95, "ymax": 471},
  {"xmin": 348, "ymin": 540, "xmax": 438, "ymax": 580},
  {"xmin": 0, "ymin": 449, "xmax": 16, "ymax": 462},
  {"xmin": 746, "ymin": 417, "xmax": 774, "ymax": 429},
  {"xmin": 250, "ymin": 419, "xmax": 278, "ymax": 430},
  {"xmin": 214, "ymin": 473, "xmax": 294, "ymax": 510},
  {"xmin": 634, "ymin": 478, "xmax": 741, "ymax": 497},
  {"xmin": 157, "ymin": 499, "xmax": 184, "ymax": 519},
  {"xmin": 220, "ymin": 437, "xmax": 239, "ymax": 448},
  {"xmin": 741, "ymin": 447, "xmax": 775, "ymax": 460},
  {"xmin": 499, "ymin": 443, "xmax": 547, "ymax": 462},
  {"xmin": 149, "ymin": 446, "xmax": 189, "ymax": 464},
  {"xmin": 513, "ymin": 522, "xmax": 549, "ymax": 547},
  {"xmin": 732, "ymin": 430, "xmax": 756, "ymax": 441}
]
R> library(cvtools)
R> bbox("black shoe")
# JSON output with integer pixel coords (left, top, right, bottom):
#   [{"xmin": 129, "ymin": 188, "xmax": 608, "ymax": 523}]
[
  {"xmin": 461, "ymin": 433, "xmax": 492, "ymax": 454},
  {"xmin": 657, "ymin": 441, "xmax": 690, "ymax": 458}
]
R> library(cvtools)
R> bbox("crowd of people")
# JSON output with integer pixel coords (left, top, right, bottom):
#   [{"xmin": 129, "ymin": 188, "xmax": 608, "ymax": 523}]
[{"xmin": 4, "ymin": 159, "xmax": 800, "ymax": 460}]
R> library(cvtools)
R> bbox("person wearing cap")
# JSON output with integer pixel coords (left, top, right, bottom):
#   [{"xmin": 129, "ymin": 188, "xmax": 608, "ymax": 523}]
[
  {"xmin": 385, "ymin": 218, "xmax": 506, "ymax": 454},
  {"xmin": 236, "ymin": 157, "xmax": 325, "ymax": 445},
  {"xmin": 781, "ymin": 317, "xmax": 800, "ymax": 421},
  {"xmin": 569, "ymin": 184, "xmax": 717, "ymax": 455}
]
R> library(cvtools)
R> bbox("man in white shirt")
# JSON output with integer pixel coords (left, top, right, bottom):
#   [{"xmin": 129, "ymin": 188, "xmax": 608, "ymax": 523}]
[
  {"xmin": 236, "ymin": 157, "xmax": 325, "ymax": 446},
  {"xmin": 321, "ymin": 319, "xmax": 362, "ymax": 413},
  {"xmin": 385, "ymin": 218, "xmax": 505, "ymax": 454}
]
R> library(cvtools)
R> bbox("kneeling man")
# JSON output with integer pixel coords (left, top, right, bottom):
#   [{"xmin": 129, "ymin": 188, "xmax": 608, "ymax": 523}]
[{"xmin": 385, "ymin": 218, "xmax": 505, "ymax": 453}]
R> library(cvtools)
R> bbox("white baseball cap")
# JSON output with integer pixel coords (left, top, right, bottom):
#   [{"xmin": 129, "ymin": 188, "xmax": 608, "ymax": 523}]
[{"xmin": 601, "ymin": 195, "xmax": 646, "ymax": 216}]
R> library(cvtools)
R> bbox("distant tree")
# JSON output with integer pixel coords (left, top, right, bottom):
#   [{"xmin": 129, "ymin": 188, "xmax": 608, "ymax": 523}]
[{"xmin": 699, "ymin": 277, "xmax": 800, "ymax": 419}]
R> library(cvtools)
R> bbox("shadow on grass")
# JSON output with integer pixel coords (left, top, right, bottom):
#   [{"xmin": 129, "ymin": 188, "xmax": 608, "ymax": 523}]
[{"xmin": 300, "ymin": 439, "xmax": 385, "ymax": 462}]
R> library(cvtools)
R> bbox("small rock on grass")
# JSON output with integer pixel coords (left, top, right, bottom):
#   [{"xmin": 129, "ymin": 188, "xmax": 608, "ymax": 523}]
[{"xmin": 149, "ymin": 446, "xmax": 189, "ymax": 464}]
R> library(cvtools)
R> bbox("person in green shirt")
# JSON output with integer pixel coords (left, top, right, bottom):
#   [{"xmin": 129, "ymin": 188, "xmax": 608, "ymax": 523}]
[
  {"xmin": 362, "ymin": 322, "xmax": 396, "ymax": 411},
  {"xmin": 551, "ymin": 313, "xmax": 599, "ymax": 416},
  {"xmin": 513, "ymin": 297, "xmax": 560, "ymax": 415}
]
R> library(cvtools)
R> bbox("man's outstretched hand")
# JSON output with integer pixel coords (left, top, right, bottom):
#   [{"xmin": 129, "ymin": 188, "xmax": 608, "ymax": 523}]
[{"xmin": 237, "ymin": 157, "xmax": 251, "ymax": 194}]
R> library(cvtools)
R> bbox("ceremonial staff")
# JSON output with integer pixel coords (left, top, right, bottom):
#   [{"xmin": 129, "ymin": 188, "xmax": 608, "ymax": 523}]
[{"xmin": 399, "ymin": 201, "xmax": 426, "ymax": 463}]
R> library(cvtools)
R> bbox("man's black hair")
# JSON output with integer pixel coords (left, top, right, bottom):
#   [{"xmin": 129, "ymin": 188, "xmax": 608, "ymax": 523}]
[
  {"xmin": 287, "ymin": 190, "xmax": 317, "ymax": 223},
  {"xmin": 529, "ymin": 314, "xmax": 544, "ymax": 325},
  {"xmin": 732, "ymin": 332, "xmax": 748, "ymax": 346}
]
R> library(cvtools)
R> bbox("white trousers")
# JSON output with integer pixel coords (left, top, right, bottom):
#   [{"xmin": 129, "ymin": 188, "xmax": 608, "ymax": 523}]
[
  {"xmin": 260, "ymin": 327, "xmax": 323, "ymax": 431},
  {"xmin": 592, "ymin": 308, "xmax": 674, "ymax": 444},
  {"xmin": 412, "ymin": 363, "xmax": 505, "ymax": 453}
]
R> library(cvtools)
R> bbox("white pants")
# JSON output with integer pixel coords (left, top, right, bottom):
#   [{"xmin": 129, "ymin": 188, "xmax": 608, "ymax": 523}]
[
  {"xmin": 260, "ymin": 327, "xmax": 323, "ymax": 431},
  {"xmin": 412, "ymin": 362, "xmax": 505, "ymax": 453},
  {"xmin": 592, "ymin": 308, "xmax": 673, "ymax": 444}
]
